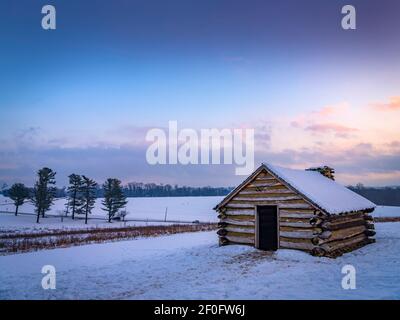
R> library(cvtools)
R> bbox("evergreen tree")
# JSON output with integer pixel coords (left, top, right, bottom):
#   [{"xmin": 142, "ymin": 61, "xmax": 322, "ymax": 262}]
[
  {"xmin": 79, "ymin": 176, "xmax": 97, "ymax": 224},
  {"xmin": 102, "ymin": 178, "xmax": 128, "ymax": 222},
  {"xmin": 8, "ymin": 183, "xmax": 30, "ymax": 216},
  {"xmin": 32, "ymin": 167, "xmax": 56, "ymax": 223},
  {"xmin": 0, "ymin": 183, "xmax": 8, "ymax": 193},
  {"xmin": 67, "ymin": 174, "xmax": 83, "ymax": 219}
]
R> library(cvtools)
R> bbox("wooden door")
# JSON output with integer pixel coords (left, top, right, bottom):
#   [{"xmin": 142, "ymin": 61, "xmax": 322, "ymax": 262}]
[{"xmin": 257, "ymin": 206, "xmax": 278, "ymax": 250}]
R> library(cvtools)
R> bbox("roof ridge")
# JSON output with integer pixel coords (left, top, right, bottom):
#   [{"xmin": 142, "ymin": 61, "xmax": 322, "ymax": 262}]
[{"xmin": 215, "ymin": 163, "xmax": 376, "ymax": 215}]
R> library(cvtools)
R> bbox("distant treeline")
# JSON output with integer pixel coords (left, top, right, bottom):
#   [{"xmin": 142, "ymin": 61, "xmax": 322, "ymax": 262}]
[
  {"xmin": 2, "ymin": 183, "xmax": 233, "ymax": 198},
  {"xmin": 4, "ymin": 181, "xmax": 400, "ymax": 205},
  {"xmin": 348, "ymin": 184, "xmax": 400, "ymax": 206},
  {"xmin": 121, "ymin": 183, "xmax": 233, "ymax": 197}
]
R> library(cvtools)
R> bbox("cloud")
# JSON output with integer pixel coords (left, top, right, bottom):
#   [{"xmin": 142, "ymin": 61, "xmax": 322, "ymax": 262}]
[
  {"xmin": 305, "ymin": 123, "xmax": 358, "ymax": 137},
  {"xmin": 371, "ymin": 96, "xmax": 400, "ymax": 111},
  {"xmin": 292, "ymin": 102, "xmax": 349, "ymax": 125},
  {"xmin": 338, "ymin": 171, "xmax": 400, "ymax": 186},
  {"xmin": 1, "ymin": 138, "xmax": 400, "ymax": 187},
  {"xmin": 289, "ymin": 102, "xmax": 357, "ymax": 138},
  {"xmin": 386, "ymin": 141, "xmax": 400, "ymax": 152},
  {"xmin": 388, "ymin": 141, "xmax": 400, "ymax": 147},
  {"xmin": 16, "ymin": 127, "xmax": 41, "ymax": 140},
  {"xmin": 346, "ymin": 143, "xmax": 373, "ymax": 156},
  {"xmin": 2, "ymin": 124, "xmax": 154, "ymax": 152},
  {"xmin": 254, "ymin": 140, "xmax": 400, "ymax": 186},
  {"xmin": 254, "ymin": 124, "xmax": 271, "ymax": 148},
  {"xmin": 290, "ymin": 120, "xmax": 301, "ymax": 128},
  {"xmin": 14, "ymin": 127, "xmax": 44, "ymax": 147},
  {"xmin": 0, "ymin": 144, "xmax": 243, "ymax": 187},
  {"xmin": 1, "ymin": 110, "xmax": 399, "ymax": 188},
  {"xmin": 312, "ymin": 102, "xmax": 349, "ymax": 118}
]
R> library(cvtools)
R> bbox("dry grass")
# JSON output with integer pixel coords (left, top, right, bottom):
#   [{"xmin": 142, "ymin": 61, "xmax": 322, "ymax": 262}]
[
  {"xmin": 0, "ymin": 223, "xmax": 217, "ymax": 255},
  {"xmin": 374, "ymin": 217, "xmax": 400, "ymax": 222}
]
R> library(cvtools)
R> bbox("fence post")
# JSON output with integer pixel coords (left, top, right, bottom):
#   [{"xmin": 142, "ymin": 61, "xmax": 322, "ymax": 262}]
[{"xmin": 164, "ymin": 207, "xmax": 168, "ymax": 222}]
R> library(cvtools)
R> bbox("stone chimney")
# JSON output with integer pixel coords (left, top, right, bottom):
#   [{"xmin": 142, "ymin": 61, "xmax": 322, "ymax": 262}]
[{"xmin": 306, "ymin": 166, "xmax": 335, "ymax": 180}]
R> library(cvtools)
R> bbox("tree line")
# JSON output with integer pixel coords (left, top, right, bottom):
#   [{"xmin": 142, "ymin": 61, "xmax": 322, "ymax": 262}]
[
  {"xmin": 348, "ymin": 184, "xmax": 400, "ymax": 206},
  {"xmin": 3, "ymin": 182, "xmax": 233, "ymax": 199},
  {"xmin": 121, "ymin": 183, "xmax": 232, "ymax": 197},
  {"xmin": 5, "ymin": 167, "xmax": 127, "ymax": 224}
]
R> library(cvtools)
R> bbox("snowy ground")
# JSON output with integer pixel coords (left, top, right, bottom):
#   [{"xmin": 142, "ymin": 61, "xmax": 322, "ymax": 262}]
[
  {"xmin": 1, "ymin": 222, "xmax": 399, "ymax": 299},
  {"xmin": 0, "ymin": 195, "xmax": 222, "ymax": 231},
  {"xmin": 0, "ymin": 213, "xmax": 187, "ymax": 232}
]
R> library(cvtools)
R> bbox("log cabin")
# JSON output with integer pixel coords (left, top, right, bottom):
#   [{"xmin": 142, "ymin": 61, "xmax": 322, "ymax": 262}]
[{"xmin": 214, "ymin": 163, "xmax": 376, "ymax": 258}]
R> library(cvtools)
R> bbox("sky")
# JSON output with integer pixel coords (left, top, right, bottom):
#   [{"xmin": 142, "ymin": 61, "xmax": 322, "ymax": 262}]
[{"xmin": 0, "ymin": 0, "xmax": 400, "ymax": 187}]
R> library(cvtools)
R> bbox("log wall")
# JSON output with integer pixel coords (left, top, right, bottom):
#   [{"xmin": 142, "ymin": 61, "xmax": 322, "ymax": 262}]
[
  {"xmin": 216, "ymin": 169, "xmax": 376, "ymax": 258},
  {"xmin": 311, "ymin": 211, "xmax": 375, "ymax": 257}
]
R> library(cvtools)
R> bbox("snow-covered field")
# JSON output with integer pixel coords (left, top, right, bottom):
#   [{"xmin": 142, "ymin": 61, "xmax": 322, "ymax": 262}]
[
  {"xmin": 373, "ymin": 205, "xmax": 400, "ymax": 218},
  {"xmin": 1, "ymin": 222, "xmax": 399, "ymax": 299},
  {"xmin": 0, "ymin": 195, "xmax": 222, "ymax": 231}
]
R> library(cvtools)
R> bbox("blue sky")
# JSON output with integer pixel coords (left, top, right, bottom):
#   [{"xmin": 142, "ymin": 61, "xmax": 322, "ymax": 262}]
[{"xmin": 0, "ymin": 0, "xmax": 400, "ymax": 187}]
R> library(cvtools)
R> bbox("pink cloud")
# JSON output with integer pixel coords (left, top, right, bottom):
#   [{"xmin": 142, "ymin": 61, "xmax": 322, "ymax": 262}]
[
  {"xmin": 290, "ymin": 102, "xmax": 350, "ymax": 130},
  {"xmin": 318, "ymin": 106, "xmax": 336, "ymax": 116},
  {"xmin": 312, "ymin": 103, "xmax": 348, "ymax": 118},
  {"xmin": 305, "ymin": 123, "xmax": 358, "ymax": 136},
  {"xmin": 371, "ymin": 96, "xmax": 400, "ymax": 111}
]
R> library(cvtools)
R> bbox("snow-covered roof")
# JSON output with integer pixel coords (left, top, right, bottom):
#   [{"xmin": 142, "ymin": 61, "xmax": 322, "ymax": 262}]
[{"xmin": 263, "ymin": 163, "xmax": 376, "ymax": 215}]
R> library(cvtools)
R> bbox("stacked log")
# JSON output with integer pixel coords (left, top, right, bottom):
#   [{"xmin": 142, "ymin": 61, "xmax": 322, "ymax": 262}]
[
  {"xmin": 216, "ymin": 169, "xmax": 376, "ymax": 257},
  {"xmin": 217, "ymin": 209, "xmax": 255, "ymax": 246},
  {"xmin": 279, "ymin": 210, "xmax": 326, "ymax": 252},
  {"xmin": 310, "ymin": 210, "xmax": 376, "ymax": 257},
  {"xmin": 279, "ymin": 210, "xmax": 375, "ymax": 257},
  {"xmin": 217, "ymin": 209, "xmax": 376, "ymax": 256}
]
